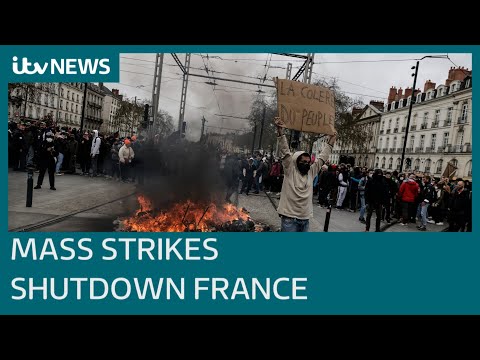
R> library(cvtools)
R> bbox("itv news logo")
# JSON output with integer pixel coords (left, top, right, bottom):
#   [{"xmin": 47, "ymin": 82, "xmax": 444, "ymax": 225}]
[{"xmin": 12, "ymin": 56, "xmax": 111, "ymax": 75}]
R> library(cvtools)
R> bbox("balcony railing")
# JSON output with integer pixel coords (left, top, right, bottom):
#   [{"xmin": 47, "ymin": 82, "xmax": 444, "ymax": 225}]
[
  {"xmin": 380, "ymin": 130, "xmax": 384, "ymax": 134},
  {"xmin": 389, "ymin": 148, "xmax": 396, "ymax": 153},
  {"xmin": 431, "ymin": 122, "xmax": 439, "ymax": 128},
  {"xmin": 386, "ymin": 129, "xmax": 391, "ymax": 134},
  {"xmin": 465, "ymin": 144, "xmax": 472, "ymax": 152},
  {"xmin": 405, "ymin": 147, "xmax": 413, "ymax": 153},
  {"xmin": 425, "ymin": 167, "xmax": 431, "ymax": 172},
  {"xmin": 457, "ymin": 116, "xmax": 467, "ymax": 124},
  {"xmin": 420, "ymin": 124, "xmax": 428, "ymax": 130},
  {"xmin": 393, "ymin": 128, "xmax": 398, "ymax": 133},
  {"xmin": 401, "ymin": 127, "xmax": 406, "ymax": 132},
  {"xmin": 425, "ymin": 147, "xmax": 432, "ymax": 153},
  {"xmin": 410, "ymin": 125, "xmax": 416, "ymax": 131},
  {"xmin": 415, "ymin": 147, "xmax": 423, "ymax": 152},
  {"xmin": 443, "ymin": 120, "xmax": 452, "ymax": 127}
]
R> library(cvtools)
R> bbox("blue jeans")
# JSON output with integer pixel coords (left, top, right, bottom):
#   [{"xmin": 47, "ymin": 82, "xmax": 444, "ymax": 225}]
[
  {"xmin": 281, "ymin": 216, "xmax": 310, "ymax": 232},
  {"xmin": 359, "ymin": 194, "xmax": 366, "ymax": 219},
  {"xmin": 255, "ymin": 175, "xmax": 262, "ymax": 192},
  {"xmin": 55, "ymin": 152, "xmax": 64, "ymax": 173},
  {"xmin": 416, "ymin": 203, "xmax": 429, "ymax": 227}
]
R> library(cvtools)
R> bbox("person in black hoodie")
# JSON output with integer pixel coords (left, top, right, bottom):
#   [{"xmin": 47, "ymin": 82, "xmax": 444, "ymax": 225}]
[
  {"xmin": 448, "ymin": 180, "xmax": 471, "ymax": 232},
  {"xmin": 77, "ymin": 132, "xmax": 91, "ymax": 175},
  {"xmin": 365, "ymin": 168, "xmax": 389, "ymax": 232},
  {"xmin": 382, "ymin": 172, "xmax": 398, "ymax": 223},
  {"xmin": 12, "ymin": 123, "xmax": 28, "ymax": 171},
  {"xmin": 224, "ymin": 154, "xmax": 242, "ymax": 205},
  {"xmin": 239, "ymin": 157, "xmax": 256, "ymax": 196},
  {"xmin": 317, "ymin": 164, "xmax": 329, "ymax": 207},
  {"xmin": 34, "ymin": 131, "xmax": 58, "ymax": 190}
]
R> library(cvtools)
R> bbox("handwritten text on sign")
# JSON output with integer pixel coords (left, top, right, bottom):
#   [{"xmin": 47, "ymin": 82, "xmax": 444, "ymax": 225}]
[{"xmin": 277, "ymin": 79, "xmax": 336, "ymax": 135}]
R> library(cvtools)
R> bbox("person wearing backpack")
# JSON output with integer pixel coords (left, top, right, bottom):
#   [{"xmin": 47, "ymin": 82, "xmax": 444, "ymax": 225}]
[{"xmin": 416, "ymin": 175, "xmax": 437, "ymax": 231}]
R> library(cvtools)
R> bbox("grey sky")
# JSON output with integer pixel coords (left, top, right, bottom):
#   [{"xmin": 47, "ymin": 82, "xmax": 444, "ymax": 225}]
[{"xmin": 105, "ymin": 53, "xmax": 471, "ymax": 140}]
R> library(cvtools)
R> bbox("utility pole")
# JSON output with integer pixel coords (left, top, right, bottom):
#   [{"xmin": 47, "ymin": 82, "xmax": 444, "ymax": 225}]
[
  {"xmin": 398, "ymin": 55, "xmax": 449, "ymax": 173},
  {"xmin": 23, "ymin": 85, "xmax": 29, "ymax": 119},
  {"xmin": 80, "ymin": 82, "xmax": 88, "ymax": 133},
  {"xmin": 400, "ymin": 61, "xmax": 419, "ymax": 174},
  {"xmin": 177, "ymin": 53, "xmax": 191, "ymax": 139},
  {"xmin": 400, "ymin": 61, "xmax": 420, "ymax": 174},
  {"xmin": 131, "ymin": 96, "xmax": 137, "ymax": 135},
  {"xmin": 251, "ymin": 122, "xmax": 257, "ymax": 155},
  {"xmin": 200, "ymin": 116, "xmax": 207, "ymax": 141},
  {"xmin": 258, "ymin": 105, "xmax": 266, "ymax": 150},
  {"xmin": 151, "ymin": 53, "xmax": 164, "ymax": 135}
]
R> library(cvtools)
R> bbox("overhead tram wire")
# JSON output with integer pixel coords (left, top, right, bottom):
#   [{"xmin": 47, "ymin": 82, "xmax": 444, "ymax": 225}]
[
  {"xmin": 121, "ymin": 55, "xmax": 391, "ymax": 98},
  {"xmin": 201, "ymin": 54, "xmax": 223, "ymax": 113}
]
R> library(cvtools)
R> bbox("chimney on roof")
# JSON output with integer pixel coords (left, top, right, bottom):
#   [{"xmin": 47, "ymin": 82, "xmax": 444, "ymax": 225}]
[
  {"xmin": 424, "ymin": 80, "xmax": 436, "ymax": 92},
  {"xmin": 388, "ymin": 86, "xmax": 397, "ymax": 104}
]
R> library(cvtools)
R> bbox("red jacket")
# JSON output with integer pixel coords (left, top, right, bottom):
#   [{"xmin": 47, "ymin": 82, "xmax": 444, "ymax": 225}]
[
  {"xmin": 398, "ymin": 180, "xmax": 419, "ymax": 203},
  {"xmin": 270, "ymin": 162, "xmax": 282, "ymax": 177}
]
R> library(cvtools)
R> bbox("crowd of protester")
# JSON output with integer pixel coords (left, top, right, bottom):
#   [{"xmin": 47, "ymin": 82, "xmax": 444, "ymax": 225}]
[
  {"xmin": 221, "ymin": 152, "xmax": 471, "ymax": 232},
  {"xmin": 8, "ymin": 120, "xmax": 145, "ymax": 190}
]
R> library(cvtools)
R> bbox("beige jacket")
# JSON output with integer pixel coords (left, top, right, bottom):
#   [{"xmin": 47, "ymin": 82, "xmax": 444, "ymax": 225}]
[
  {"xmin": 276, "ymin": 135, "xmax": 332, "ymax": 220},
  {"xmin": 118, "ymin": 145, "xmax": 135, "ymax": 164}
]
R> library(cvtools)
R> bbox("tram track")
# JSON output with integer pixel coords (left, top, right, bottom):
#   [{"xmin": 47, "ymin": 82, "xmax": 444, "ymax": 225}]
[{"xmin": 10, "ymin": 192, "xmax": 137, "ymax": 232}]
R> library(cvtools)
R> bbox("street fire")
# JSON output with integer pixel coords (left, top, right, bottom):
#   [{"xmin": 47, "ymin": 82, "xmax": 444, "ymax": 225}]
[{"xmin": 116, "ymin": 195, "xmax": 270, "ymax": 232}]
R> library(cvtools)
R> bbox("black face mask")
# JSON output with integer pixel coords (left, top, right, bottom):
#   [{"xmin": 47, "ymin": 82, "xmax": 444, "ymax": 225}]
[{"xmin": 298, "ymin": 163, "xmax": 310, "ymax": 175}]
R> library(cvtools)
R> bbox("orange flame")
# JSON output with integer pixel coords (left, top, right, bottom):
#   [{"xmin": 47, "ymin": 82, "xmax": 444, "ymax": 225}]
[{"xmin": 122, "ymin": 195, "xmax": 250, "ymax": 232}]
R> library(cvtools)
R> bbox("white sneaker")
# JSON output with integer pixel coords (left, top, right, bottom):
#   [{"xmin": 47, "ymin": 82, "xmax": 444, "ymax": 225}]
[
  {"xmin": 427, "ymin": 220, "xmax": 435, "ymax": 224},
  {"xmin": 436, "ymin": 222, "xmax": 444, "ymax": 226},
  {"xmin": 399, "ymin": 223, "xmax": 407, "ymax": 226},
  {"xmin": 266, "ymin": 191, "xmax": 271, "ymax": 194},
  {"xmin": 276, "ymin": 193, "xmax": 281, "ymax": 196}
]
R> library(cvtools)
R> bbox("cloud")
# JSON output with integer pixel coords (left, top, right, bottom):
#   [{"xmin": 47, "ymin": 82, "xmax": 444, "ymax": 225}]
[{"xmin": 105, "ymin": 52, "xmax": 472, "ymax": 139}]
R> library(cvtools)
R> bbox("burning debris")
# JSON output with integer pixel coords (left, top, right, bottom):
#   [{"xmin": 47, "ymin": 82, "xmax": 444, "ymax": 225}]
[{"xmin": 115, "ymin": 195, "xmax": 271, "ymax": 232}]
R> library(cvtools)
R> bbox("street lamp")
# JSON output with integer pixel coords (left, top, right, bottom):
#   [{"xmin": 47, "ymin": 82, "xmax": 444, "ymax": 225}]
[{"xmin": 399, "ymin": 55, "xmax": 449, "ymax": 174}]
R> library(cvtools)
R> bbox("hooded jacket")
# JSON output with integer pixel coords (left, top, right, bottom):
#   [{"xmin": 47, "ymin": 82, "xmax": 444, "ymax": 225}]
[
  {"xmin": 276, "ymin": 134, "xmax": 332, "ymax": 220},
  {"xmin": 90, "ymin": 130, "xmax": 101, "ymax": 156},
  {"xmin": 398, "ymin": 179, "xmax": 419, "ymax": 203},
  {"xmin": 365, "ymin": 174, "xmax": 389, "ymax": 205}
]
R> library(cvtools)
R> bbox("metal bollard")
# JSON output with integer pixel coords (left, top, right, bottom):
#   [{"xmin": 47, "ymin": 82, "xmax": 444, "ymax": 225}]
[
  {"xmin": 26, "ymin": 168, "xmax": 33, "ymax": 207},
  {"xmin": 324, "ymin": 204, "xmax": 332, "ymax": 232}
]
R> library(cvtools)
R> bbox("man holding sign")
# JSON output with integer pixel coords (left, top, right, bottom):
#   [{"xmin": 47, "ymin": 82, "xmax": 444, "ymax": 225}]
[
  {"xmin": 274, "ymin": 117, "xmax": 336, "ymax": 232},
  {"xmin": 273, "ymin": 78, "xmax": 337, "ymax": 232}
]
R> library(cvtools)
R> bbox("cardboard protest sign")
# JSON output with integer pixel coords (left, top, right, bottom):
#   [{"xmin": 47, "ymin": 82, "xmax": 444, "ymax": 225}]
[{"xmin": 276, "ymin": 79, "xmax": 336, "ymax": 135}]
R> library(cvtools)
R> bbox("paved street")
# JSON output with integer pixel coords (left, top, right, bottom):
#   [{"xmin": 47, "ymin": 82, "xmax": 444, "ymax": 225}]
[
  {"xmin": 8, "ymin": 170, "xmax": 136, "ymax": 231},
  {"xmin": 238, "ymin": 192, "xmax": 449, "ymax": 233},
  {"xmin": 8, "ymin": 170, "xmax": 449, "ymax": 233}
]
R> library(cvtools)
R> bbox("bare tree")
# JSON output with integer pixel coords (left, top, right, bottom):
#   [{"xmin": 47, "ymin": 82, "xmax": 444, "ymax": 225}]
[
  {"xmin": 154, "ymin": 109, "xmax": 174, "ymax": 138},
  {"xmin": 114, "ymin": 97, "xmax": 144, "ymax": 136},
  {"xmin": 8, "ymin": 83, "xmax": 42, "ymax": 119},
  {"xmin": 313, "ymin": 78, "xmax": 368, "ymax": 152}
]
